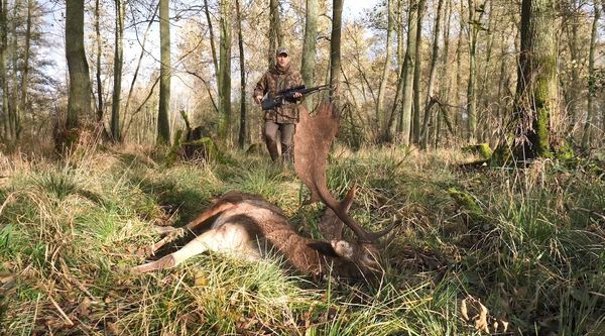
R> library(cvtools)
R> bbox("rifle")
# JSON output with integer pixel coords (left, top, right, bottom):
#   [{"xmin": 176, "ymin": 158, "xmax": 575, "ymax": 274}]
[{"xmin": 261, "ymin": 84, "xmax": 331, "ymax": 111}]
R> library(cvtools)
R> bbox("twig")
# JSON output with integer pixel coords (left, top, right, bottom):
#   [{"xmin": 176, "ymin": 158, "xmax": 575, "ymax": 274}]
[{"xmin": 48, "ymin": 295, "xmax": 74, "ymax": 326}]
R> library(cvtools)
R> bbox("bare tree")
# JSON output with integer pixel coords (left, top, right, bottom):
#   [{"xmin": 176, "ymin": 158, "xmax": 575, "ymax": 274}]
[
  {"xmin": 111, "ymin": 0, "xmax": 125, "ymax": 142},
  {"xmin": 217, "ymin": 0, "xmax": 232, "ymax": 140},
  {"xmin": 514, "ymin": 0, "xmax": 558, "ymax": 158},
  {"xmin": 157, "ymin": 0, "xmax": 171, "ymax": 144},
  {"xmin": 396, "ymin": 0, "xmax": 420, "ymax": 144},
  {"xmin": 65, "ymin": 0, "xmax": 92, "ymax": 133},
  {"xmin": 301, "ymin": 0, "xmax": 318, "ymax": 90},
  {"xmin": 376, "ymin": 0, "xmax": 394, "ymax": 134},
  {"xmin": 235, "ymin": 0, "xmax": 247, "ymax": 148},
  {"xmin": 582, "ymin": 1, "xmax": 600, "ymax": 148},
  {"xmin": 329, "ymin": 0, "xmax": 344, "ymax": 100}
]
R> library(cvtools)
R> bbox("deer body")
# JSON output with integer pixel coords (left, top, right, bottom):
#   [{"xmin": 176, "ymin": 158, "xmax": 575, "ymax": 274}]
[
  {"xmin": 132, "ymin": 192, "xmax": 359, "ymax": 277},
  {"xmin": 133, "ymin": 103, "xmax": 392, "ymax": 279}
]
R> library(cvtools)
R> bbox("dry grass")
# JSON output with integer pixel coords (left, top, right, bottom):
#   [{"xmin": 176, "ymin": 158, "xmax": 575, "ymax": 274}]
[{"xmin": 0, "ymin": 140, "xmax": 603, "ymax": 335}]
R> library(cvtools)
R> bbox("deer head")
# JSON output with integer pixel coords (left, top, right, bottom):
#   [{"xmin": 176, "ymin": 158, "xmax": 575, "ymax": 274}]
[{"xmin": 294, "ymin": 102, "xmax": 395, "ymax": 277}]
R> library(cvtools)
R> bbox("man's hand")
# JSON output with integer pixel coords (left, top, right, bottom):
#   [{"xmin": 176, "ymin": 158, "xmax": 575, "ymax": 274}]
[
  {"xmin": 254, "ymin": 95, "xmax": 263, "ymax": 104},
  {"xmin": 293, "ymin": 92, "xmax": 302, "ymax": 99}
]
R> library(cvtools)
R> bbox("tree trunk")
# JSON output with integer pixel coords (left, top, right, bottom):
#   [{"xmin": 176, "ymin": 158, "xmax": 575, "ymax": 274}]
[
  {"xmin": 436, "ymin": 0, "xmax": 452, "ymax": 147},
  {"xmin": 204, "ymin": 0, "xmax": 219, "ymax": 81},
  {"xmin": 0, "ymin": 0, "xmax": 7, "ymax": 139},
  {"xmin": 396, "ymin": 0, "xmax": 419, "ymax": 145},
  {"xmin": 412, "ymin": 0, "xmax": 425, "ymax": 145},
  {"xmin": 301, "ymin": 0, "xmax": 318, "ymax": 91},
  {"xmin": 466, "ymin": 0, "xmax": 477, "ymax": 142},
  {"xmin": 17, "ymin": 0, "xmax": 33, "ymax": 140},
  {"xmin": 582, "ymin": 1, "xmax": 600, "ymax": 148},
  {"xmin": 65, "ymin": 0, "xmax": 91, "ymax": 132},
  {"xmin": 515, "ymin": 0, "xmax": 557, "ymax": 159},
  {"xmin": 421, "ymin": 0, "xmax": 444, "ymax": 148},
  {"xmin": 235, "ymin": 0, "xmax": 247, "ymax": 148},
  {"xmin": 397, "ymin": 0, "xmax": 405, "ymax": 68},
  {"xmin": 376, "ymin": 0, "xmax": 393, "ymax": 134},
  {"xmin": 268, "ymin": 0, "xmax": 282, "ymax": 67},
  {"xmin": 95, "ymin": 0, "xmax": 104, "ymax": 124},
  {"xmin": 329, "ymin": 0, "xmax": 343, "ymax": 100},
  {"xmin": 157, "ymin": 0, "xmax": 171, "ymax": 144},
  {"xmin": 218, "ymin": 0, "xmax": 232, "ymax": 140},
  {"xmin": 111, "ymin": 0, "xmax": 124, "ymax": 142},
  {"xmin": 453, "ymin": 0, "xmax": 465, "ymax": 135}
]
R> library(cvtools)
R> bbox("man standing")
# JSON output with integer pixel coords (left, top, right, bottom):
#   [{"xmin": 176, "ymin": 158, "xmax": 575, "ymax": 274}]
[{"xmin": 253, "ymin": 47, "xmax": 304, "ymax": 164}]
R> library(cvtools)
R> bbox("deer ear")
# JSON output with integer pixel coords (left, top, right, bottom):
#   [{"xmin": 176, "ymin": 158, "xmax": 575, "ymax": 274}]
[{"xmin": 307, "ymin": 241, "xmax": 339, "ymax": 258}]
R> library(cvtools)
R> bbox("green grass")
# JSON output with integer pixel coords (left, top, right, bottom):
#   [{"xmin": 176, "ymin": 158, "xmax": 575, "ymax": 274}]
[{"xmin": 0, "ymin": 143, "xmax": 603, "ymax": 335}]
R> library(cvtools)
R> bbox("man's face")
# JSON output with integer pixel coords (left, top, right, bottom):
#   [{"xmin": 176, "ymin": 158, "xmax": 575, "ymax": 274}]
[{"xmin": 276, "ymin": 53, "xmax": 289, "ymax": 68}]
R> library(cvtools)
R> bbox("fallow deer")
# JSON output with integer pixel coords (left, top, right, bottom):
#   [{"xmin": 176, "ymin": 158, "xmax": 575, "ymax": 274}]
[{"xmin": 132, "ymin": 103, "xmax": 395, "ymax": 279}]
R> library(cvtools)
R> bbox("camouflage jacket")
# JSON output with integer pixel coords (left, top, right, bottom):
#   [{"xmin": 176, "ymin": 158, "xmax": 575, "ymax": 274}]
[{"xmin": 253, "ymin": 64, "xmax": 304, "ymax": 124}]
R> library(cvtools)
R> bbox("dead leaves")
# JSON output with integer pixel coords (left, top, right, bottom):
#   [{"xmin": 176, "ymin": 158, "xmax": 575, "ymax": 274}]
[{"xmin": 460, "ymin": 295, "xmax": 509, "ymax": 334}]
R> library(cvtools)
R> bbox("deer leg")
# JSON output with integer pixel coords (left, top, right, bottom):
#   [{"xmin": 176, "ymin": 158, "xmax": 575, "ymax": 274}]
[
  {"xmin": 133, "ymin": 223, "xmax": 257, "ymax": 274},
  {"xmin": 149, "ymin": 202, "xmax": 238, "ymax": 254}
]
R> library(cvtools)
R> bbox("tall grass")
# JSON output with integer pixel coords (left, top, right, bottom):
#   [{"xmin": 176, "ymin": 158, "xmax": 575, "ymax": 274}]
[{"xmin": 0, "ymin": 141, "xmax": 603, "ymax": 335}]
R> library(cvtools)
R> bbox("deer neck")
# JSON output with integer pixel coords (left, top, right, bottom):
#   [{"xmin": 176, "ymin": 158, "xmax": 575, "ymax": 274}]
[{"xmin": 263, "ymin": 228, "xmax": 325, "ymax": 276}]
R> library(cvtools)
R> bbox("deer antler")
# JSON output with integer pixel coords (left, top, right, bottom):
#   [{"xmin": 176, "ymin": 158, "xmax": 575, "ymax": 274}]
[{"xmin": 294, "ymin": 102, "xmax": 395, "ymax": 243}]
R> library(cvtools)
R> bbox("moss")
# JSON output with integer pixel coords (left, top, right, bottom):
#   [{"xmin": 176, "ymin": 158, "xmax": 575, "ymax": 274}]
[
  {"xmin": 534, "ymin": 107, "xmax": 553, "ymax": 158},
  {"xmin": 553, "ymin": 140, "xmax": 574, "ymax": 162},
  {"xmin": 462, "ymin": 143, "xmax": 492, "ymax": 160},
  {"xmin": 447, "ymin": 187, "xmax": 482, "ymax": 214}
]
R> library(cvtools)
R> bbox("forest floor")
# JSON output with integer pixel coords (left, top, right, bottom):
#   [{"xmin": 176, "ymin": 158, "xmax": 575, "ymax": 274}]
[{"xmin": 0, "ymin": 138, "xmax": 604, "ymax": 335}]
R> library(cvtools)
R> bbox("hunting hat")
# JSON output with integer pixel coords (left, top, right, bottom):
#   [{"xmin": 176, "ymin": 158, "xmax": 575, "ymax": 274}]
[{"xmin": 276, "ymin": 47, "xmax": 288, "ymax": 56}]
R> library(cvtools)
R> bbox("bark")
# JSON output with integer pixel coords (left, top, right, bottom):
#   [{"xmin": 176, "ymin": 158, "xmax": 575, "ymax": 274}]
[
  {"xmin": 515, "ymin": 0, "xmax": 557, "ymax": 158},
  {"xmin": 397, "ymin": 0, "xmax": 404, "ymax": 68},
  {"xmin": 412, "ymin": 0, "xmax": 425, "ymax": 144},
  {"xmin": 95, "ymin": 0, "xmax": 103, "ymax": 123},
  {"xmin": 454, "ymin": 0, "xmax": 463, "ymax": 134},
  {"xmin": 0, "ymin": 0, "xmax": 7, "ymax": 139},
  {"xmin": 268, "ymin": 0, "xmax": 282, "ymax": 67},
  {"xmin": 376, "ymin": 0, "xmax": 393, "ymax": 133},
  {"xmin": 329, "ymin": 0, "xmax": 343, "ymax": 100},
  {"xmin": 204, "ymin": 0, "xmax": 219, "ymax": 80},
  {"xmin": 65, "ymin": 0, "xmax": 92, "ymax": 131},
  {"xmin": 17, "ymin": 0, "xmax": 33, "ymax": 140},
  {"xmin": 563, "ymin": 1, "xmax": 580, "ymax": 129},
  {"xmin": 582, "ymin": 1, "xmax": 600, "ymax": 148},
  {"xmin": 466, "ymin": 0, "xmax": 477, "ymax": 142},
  {"xmin": 436, "ymin": 0, "xmax": 452, "ymax": 147},
  {"xmin": 421, "ymin": 0, "xmax": 444, "ymax": 148},
  {"xmin": 301, "ymin": 0, "xmax": 318, "ymax": 88},
  {"xmin": 396, "ymin": 0, "xmax": 419, "ymax": 145},
  {"xmin": 158, "ymin": 0, "xmax": 171, "ymax": 144},
  {"xmin": 235, "ymin": 0, "xmax": 247, "ymax": 148},
  {"xmin": 111, "ymin": 0, "xmax": 125, "ymax": 142},
  {"xmin": 218, "ymin": 0, "xmax": 232, "ymax": 140}
]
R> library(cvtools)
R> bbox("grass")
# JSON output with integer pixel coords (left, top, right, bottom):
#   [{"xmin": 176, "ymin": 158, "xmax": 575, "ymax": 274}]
[{"xmin": 0, "ymin": 141, "xmax": 603, "ymax": 335}]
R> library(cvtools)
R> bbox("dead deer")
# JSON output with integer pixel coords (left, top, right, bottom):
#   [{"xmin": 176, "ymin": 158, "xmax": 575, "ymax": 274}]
[{"xmin": 132, "ymin": 103, "xmax": 395, "ymax": 279}]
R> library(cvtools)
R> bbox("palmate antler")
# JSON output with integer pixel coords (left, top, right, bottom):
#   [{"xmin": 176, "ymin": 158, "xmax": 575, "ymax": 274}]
[{"xmin": 294, "ymin": 102, "xmax": 395, "ymax": 243}]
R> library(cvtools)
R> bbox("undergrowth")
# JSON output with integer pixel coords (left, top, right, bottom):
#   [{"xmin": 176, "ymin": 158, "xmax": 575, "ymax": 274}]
[{"xmin": 0, "ymin": 143, "xmax": 603, "ymax": 335}]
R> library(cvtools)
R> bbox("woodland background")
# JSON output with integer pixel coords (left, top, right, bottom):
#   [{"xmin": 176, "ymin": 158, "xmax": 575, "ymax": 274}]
[
  {"xmin": 1, "ymin": 0, "xmax": 604, "ymax": 155},
  {"xmin": 0, "ymin": 0, "xmax": 605, "ymax": 335}
]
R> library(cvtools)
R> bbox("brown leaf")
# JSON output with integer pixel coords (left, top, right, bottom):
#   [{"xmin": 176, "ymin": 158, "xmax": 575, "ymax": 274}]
[{"xmin": 460, "ymin": 295, "xmax": 490, "ymax": 333}]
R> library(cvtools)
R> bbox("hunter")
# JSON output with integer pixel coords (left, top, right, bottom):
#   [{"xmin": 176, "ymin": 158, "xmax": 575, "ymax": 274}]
[{"xmin": 253, "ymin": 47, "xmax": 304, "ymax": 164}]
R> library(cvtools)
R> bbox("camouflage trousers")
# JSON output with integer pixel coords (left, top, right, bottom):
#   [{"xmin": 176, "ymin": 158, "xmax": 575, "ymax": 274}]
[{"xmin": 263, "ymin": 120, "xmax": 296, "ymax": 164}]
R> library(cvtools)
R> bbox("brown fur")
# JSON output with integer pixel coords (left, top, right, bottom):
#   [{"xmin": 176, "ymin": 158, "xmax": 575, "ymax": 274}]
[{"xmin": 134, "ymin": 191, "xmax": 381, "ymax": 280}]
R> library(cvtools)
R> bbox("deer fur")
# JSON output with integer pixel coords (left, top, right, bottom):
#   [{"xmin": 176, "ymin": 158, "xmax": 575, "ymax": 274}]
[
  {"xmin": 133, "ymin": 103, "xmax": 392, "ymax": 280},
  {"xmin": 132, "ymin": 191, "xmax": 381, "ymax": 279}
]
